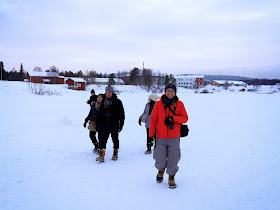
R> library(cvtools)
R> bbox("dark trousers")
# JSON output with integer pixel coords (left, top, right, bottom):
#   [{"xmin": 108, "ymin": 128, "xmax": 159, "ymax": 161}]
[
  {"xmin": 146, "ymin": 128, "xmax": 156, "ymax": 147},
  {"xmin": 99, "ymin": 124, "xmax": 119, "ymax": 150},
  {"xmin": 89, "ymin": 131, "xmax": 100, "ymax": 145}
]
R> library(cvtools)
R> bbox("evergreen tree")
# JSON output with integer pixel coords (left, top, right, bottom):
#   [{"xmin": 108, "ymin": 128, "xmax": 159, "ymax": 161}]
[
  {"xmin": 164, "ymin": 74, "xmax": 170, "ymax": 86},
  {"xmin": 169, "ymin": 74, "xmax": 176, "ymax": 84},
  {"xmin": 19, "ymin": 63, "xmax": 25, "ymax": 80}
]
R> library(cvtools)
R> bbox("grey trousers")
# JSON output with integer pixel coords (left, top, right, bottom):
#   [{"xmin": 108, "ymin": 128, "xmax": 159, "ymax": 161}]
[{"xmin": 153, "ymin": 138, "xmax": 181, "ymax": 175}]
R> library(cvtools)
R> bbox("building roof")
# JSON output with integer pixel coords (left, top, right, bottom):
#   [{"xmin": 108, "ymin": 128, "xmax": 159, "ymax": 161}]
[
  {"xmin": 28, "ymin": 71, "xmax": 59, "ymax": 77},
  {"xmin": 175, "ymin": 74, "xmax": 204, "ymax": 79},
  {"xmin": 66, "ymin": 77, "xmax": 87, "ymax": 83},
  {"xmin": 212, "ymin": 80, "xmax": 246, "ymax": 85},
  {"xmin": 95, "ymin": 78, "xmax": 125, "ymax": 83}
]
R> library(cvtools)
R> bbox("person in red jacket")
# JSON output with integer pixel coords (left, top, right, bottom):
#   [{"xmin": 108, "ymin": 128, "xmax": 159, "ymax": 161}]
[{"xmin": 149, "ymin": 83, "xmax": 188, "ymax": 189}]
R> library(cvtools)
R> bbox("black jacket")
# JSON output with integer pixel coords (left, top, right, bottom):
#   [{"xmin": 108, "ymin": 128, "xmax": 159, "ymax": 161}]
[
  {"xmin": 97, "ymin": 94, "xmax": 125, "ymax": 129},
  {"xmin": 85, "ymin": 103, "xmax": 100, "ymax": 123},
  {"xmin": 87, "ymin": 95, "xmax": 98, "ymax": 106}
]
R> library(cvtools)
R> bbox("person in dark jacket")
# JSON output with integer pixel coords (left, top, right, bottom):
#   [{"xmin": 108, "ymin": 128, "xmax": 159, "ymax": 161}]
[
  {"xmin": 87, "ymin": 89, "xmax": 98, "ymax": 106},
  {"xmin": 96, "ymin": 85, "xmax": 125, "ymax": 162},
  {"xmin": 84, "ymin": 94, "xmax": 104, "ymax": 153},
  {"xmin": 139, "ymin": 94, "xmax": 160, "ymax": 154}
]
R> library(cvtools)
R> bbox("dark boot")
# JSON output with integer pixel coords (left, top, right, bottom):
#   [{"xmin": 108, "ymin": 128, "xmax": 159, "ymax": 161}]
[
  {"xmin": 93, "ymin": 142, "xmax": 100, "ymax": 154},
  {"xmin": 111, "ymin": 149, "xmax": 118, "ymax": 160},
  {"xmin": 168, "ymin": 175, "xmax": 177, "ymax": 189},
  {"xmin": 145, "ymin": 143, "xmax": 152, "ymax": 154},
  {"xmin": 96, "ymin": 149, "xmax": 105, "ymax": 162},
  {"xmin": 156, "ymin": 170, "xmax": 165, "ymax": 183}
]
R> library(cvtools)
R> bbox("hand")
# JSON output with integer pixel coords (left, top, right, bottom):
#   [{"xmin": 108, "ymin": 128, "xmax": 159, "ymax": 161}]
[
  {"xmin": 138, "ymin": 118, "xmax": 141, "ymax": 126},
  {"xmin": 119, "ymin": 125, "xmax": 123, "ymax": 132},
  {"xmin": 164, "ymin": 117, "xmax": 174, "ymax": 126},
  {"xmin": 87, "ymin": 100, "xmax": 90, "ymax": 104},
  {"xmin": 83, "ymin": 122, "xmax": 87, "ymax": 128}
]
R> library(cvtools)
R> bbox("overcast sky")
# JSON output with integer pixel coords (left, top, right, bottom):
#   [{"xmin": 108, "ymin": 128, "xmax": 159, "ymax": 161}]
[{"xmin": 1, "ymin": 0, "xmax": 280, "ymax": 78}]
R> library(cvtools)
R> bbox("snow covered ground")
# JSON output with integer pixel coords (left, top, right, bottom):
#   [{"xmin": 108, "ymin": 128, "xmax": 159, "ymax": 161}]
[{"xmin": 1, "ymin": 81, "xmax": 280, "ymax": 210}]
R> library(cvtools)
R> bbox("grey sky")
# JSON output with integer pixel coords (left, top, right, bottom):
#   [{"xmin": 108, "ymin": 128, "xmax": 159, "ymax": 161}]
[{"xmin": 1, "ymin": 0, "xmax": 280, "ymax": 78}]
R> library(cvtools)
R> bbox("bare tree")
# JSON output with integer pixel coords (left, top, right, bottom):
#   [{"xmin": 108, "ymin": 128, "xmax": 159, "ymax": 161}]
[{"xmin": 34, "ymin": 67, "xmax": 42, "ymax": 72}]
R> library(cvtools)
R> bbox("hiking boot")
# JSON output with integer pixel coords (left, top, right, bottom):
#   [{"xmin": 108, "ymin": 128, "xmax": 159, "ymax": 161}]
[
  {"xmin": 145, "ymin": 150, "xmax": 152, "ymax": 154},
  {"xmin": 168, "ymin": 175, "xmax": 177, "ymax": 189},
  {"xmin": 145, "ymin": 144, "xmax": 152, "ymax": 154},
  {"xmin": 156, "ymin": 170, "xmax": 165, "ymax": 183},
  {"xmin": 96, "ymin": 149, "xmax": 105, "ymax": 162},
  {"xmin": 111, "ymin": 149, "xmax": 118, "ymax": 160}
]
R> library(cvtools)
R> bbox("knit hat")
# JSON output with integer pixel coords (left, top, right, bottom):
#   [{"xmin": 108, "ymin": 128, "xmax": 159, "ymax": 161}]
[
  {"xmin": 91, "ymin": 89, "xmax": 95, "ymax": 93},
  {"xmin": 105, "ymin": 85, "xmax": 114, "ymax": 93},
  {"xmin": 149, "ymin": 94, "xmax": 160, "ymax": 102},
  {"xmin": 165, "ymin": 83, "xmax": 177, "ymax": 93}
]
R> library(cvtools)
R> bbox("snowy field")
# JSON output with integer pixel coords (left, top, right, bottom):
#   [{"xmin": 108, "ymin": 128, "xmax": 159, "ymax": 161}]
[{"xmin": 1, "ymin": 81, "xmax": 280, "ymax": 210}]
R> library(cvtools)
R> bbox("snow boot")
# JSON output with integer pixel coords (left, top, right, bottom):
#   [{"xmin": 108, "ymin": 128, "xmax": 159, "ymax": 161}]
[
  {"xmin": 168, "ymin": 175, "xmax": 177, "ymax": 189},
  {"xmin": 96, "ymin": 149, "xmax": 105, "ymax": 162},
  {"xmin": 156, "ymin": 170, "xmax": 165, "ymax": 183},
  {"xmin": 145, "ymin": 143, "xmax": 152, "ymax": 154},
  {"xmin": 111, "ymin": 149, "xmax": 118, "ymax": 160}
]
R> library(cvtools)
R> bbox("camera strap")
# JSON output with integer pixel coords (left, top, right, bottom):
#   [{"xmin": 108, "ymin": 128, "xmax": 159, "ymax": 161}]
[{"xmin": 165, "ymin": 102, "xmax": 177, "ymax": 116}]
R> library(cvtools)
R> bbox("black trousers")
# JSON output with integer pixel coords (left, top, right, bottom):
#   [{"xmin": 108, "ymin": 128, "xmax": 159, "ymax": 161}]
[
  {"xmin": 99, "ymin": 124, "xmax": 119, "ymax": 150},
  {"xmin": 146, "ymin": 128, "xmax": 155, "ymax": 147},
  {"xmin": 89, "ymin": 131, "xmax": 100, "ymax": 145}
]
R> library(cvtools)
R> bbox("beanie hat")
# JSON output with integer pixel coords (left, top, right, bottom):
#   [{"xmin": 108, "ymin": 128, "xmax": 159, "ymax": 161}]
[
  {"xmin": 149, "ymin": 94, "xmax": 160, "ymax": 102},
  {"xmin": 165, "ymin": 83, "xmax": 177, "ymax": 93},
  {"xmin": 105, "ymin": 85, "xmax": 114, "ymax": 93},
  {"xmin": 91, "ymin": 89, "xmax": 95, "ymax": 93}
]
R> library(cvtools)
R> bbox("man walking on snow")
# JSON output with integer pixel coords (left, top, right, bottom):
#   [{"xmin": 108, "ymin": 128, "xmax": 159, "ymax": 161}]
[{"xmin": 96, "ymin": 85, "xmax": 125, "ymax": 162}]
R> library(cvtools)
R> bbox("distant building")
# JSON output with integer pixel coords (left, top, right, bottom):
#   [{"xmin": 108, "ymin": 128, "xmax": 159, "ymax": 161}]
[
  {"xmin": 26, "ymin": 72, "xmax": 65, "ymax": 84},
  {"xmin": 94, "ymin": 78, "xmax": 125, "ymax": 85},
  {"xmin": 175, "ymin": 74, "xmax": 204, "ymax": 89},
  {"xmin": 209, "ymin": 80, "xmax": 247, "ymax": 87},
  {"xmin": 66, "ymin": 78, "xmax": 86, "ymax": 90}
]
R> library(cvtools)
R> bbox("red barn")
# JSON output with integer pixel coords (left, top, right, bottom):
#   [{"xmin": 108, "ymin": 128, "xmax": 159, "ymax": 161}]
[
  {"xmin": 66, "ymin": 78, "xmax": 86, "ymax": 90},
  {"xmin": 26, "ymin": 72, "xmax": 65, "ymax": 84}
]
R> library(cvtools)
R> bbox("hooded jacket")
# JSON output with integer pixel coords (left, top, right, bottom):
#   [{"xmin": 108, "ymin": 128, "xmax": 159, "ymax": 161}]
[
  {"xmin": 149, "ymin": 94, "xmax": 188, "ymax": 139},
  {"xmin": 97, "ymin": 93, "xmax": 125, "ymax": 130}
]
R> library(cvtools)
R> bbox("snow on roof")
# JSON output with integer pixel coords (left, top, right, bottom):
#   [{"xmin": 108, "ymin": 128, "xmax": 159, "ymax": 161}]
[
  {"xmin": 95, "ymin": 78, "xmax": 125, "ymax": 83},
  {"xmin": 66, "ymin": 77, "xmax": 87, "ymax": 83},
  {"xmin": 212, "ymin": 80, "xmax": 246, "ymax": 85},
  {"xmin": 115, "ymin": 78, "xmax": 125, "ymax": 83},
  {"xmin": 95, "ymin": 78, "xmax": 109, "ymax": 82},
  {"xmin": 175, "ymin": 74, "xmax": 204, "ymax": 79},
  {"xmin": 28, "ymin": 71, "xmax": 59, "ymax": 77}
]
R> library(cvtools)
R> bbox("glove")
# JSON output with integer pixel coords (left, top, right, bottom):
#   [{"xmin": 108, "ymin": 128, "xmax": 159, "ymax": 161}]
[
  {"xmin": 164, "ymin": 117, "xmax": 174, "ymax": 126},
  {"xmin": 138, "ymin": 118, "xmax": 141, "ymax": 126},
  {"xmin": 83, "ymin": 122, "xmax": 87, "ymax": 128},
  {"xmin": 87, "ymin": 100, "xmax": 90, "ymax": 104},
  {"xmin": 119, "ymin": 125, "xmax": 123, "ymax": 132}
]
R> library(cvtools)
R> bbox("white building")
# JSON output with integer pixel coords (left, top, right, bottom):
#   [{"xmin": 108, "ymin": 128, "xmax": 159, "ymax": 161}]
[
  {"xmin": 94, "ymin": 78, "xmax": 125, "ymax": 85},
  {"xmin": 175, "ymin": 74, "xmax": 204, "ymax": 88}
]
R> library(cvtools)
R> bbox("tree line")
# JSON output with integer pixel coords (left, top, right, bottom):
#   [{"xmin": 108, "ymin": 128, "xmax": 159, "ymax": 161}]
[{"xmin": 0, "ymin": 62, "xmax": 176, "ymax": 89}]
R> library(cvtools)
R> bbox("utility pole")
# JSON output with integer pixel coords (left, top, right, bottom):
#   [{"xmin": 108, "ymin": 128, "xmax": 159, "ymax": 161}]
[{"xmin": 143, "ymin": 62, "xmax": 144, "ymax": 70}]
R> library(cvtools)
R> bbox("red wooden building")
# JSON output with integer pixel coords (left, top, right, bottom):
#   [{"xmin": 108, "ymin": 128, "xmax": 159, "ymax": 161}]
[
  {"xmin": 26, "ymin": 72, "xmax": 65, "ymax": 84},
  {"xmin": 65, "ymin": 78, "xmax": 86, "ymax": 90}
]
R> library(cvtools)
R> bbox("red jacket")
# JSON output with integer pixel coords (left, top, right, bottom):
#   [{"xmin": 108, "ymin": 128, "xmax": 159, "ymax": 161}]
[{"xmin": 149, "ymin": 94, "xmax": 188, "ymax": 139}]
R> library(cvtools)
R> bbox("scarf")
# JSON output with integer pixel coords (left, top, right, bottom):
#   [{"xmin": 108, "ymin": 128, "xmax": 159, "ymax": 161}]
[
  {"xmin": 104, "ymin": 97, "xmax": 112, "ymax": 109},
  {"xmin": 162, "ymin": 95, "xmax": 175, "ymax": 105}
]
